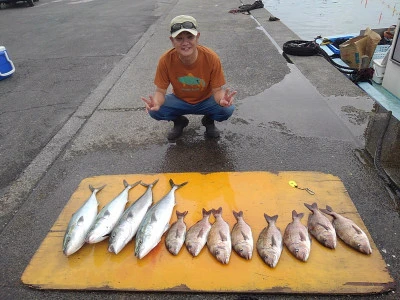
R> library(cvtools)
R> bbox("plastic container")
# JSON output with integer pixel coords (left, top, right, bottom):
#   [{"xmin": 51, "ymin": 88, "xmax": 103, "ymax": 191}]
[
  {"xmin": 372, "ymin": 44, "xmax": 391, "ymax": 60},
  {"xmin": 372, "ymin": 58, "xmax": 386, "ymax": 84},
  {"xmin": 0, "ymin": 46, "xmax": 15, "ymax": 81}
]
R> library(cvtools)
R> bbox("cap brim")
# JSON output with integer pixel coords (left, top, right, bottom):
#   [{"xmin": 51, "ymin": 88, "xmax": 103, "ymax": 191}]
[{"xmin": 171, "ymin": 28, "xmax": 198, "ymax": 38}]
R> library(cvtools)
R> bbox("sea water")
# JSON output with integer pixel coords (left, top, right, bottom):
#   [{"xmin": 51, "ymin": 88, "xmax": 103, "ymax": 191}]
[{"xmin": 263, "ymin": 0, "xmax": 400, "ymax": 40}]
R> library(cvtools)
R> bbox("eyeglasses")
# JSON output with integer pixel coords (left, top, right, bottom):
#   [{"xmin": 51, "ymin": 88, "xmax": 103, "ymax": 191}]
[{"xmin": 170, "ymin": 21, "xmax": 197, "ymax": 34}]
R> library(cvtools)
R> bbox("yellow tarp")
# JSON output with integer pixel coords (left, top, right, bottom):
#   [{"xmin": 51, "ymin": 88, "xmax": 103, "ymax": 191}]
[{"xmin": 21, "ymin": 172, "xmax": 395, "ymax": 294}]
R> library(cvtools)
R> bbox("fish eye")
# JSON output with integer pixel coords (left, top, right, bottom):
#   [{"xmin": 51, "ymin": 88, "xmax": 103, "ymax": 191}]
[
  {"xmin": 295, "ymin": 248, "xmax": 299, "ymax": 253},
  {"xmin": 357, "ymin": 243, "xmax": 361, "ymax": 248},
  {"xmin": 187, "ymin": 245, "xmax": 192, "ymax": 249},
  {"xmin": 263, "ymin": 255, "xmax": 269, "ymax": 259},
  {"xmin": 215, "ymin": 250, "xmax": 220, "ymax": 255},
  {"xmin": 239, "ymin": 248, "xmax": 243, "ymax": 253}
]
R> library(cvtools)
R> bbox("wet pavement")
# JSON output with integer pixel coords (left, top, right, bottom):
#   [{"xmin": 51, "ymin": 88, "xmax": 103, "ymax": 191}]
[{"xmin": 0, "ymin": 0, "xmax": 399, "ymax": 299}]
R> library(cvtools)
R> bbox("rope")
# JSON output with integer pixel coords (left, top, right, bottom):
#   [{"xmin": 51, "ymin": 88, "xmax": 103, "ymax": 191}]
[{"xmin": 282, "ymin": 39, "xmax": 375, "ymax": 83}]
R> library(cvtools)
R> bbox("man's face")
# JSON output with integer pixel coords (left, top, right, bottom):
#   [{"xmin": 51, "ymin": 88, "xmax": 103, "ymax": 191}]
[{"xmin": 170, "ymin": 31, "xmax": 199, "ymax": 58}]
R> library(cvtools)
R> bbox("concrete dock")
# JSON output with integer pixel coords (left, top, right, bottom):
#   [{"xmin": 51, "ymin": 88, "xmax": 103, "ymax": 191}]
[{"xmin": 0, "ymin": 0, "xmax": 399, "ymax": 299}]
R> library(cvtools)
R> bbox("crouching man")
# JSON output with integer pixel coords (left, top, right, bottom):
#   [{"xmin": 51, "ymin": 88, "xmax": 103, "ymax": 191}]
[{"xmin": 141, "ymin": 15, "xmax": 237, "ymax": 141}]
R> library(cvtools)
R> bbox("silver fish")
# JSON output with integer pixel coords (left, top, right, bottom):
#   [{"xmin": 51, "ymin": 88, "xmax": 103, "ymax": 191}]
[
  {"xmin": 135, "ymin": 179, "xmax": 188, "ymax": 259},
  {"xmin": 165, "ymin": 210, "xmax": 188, "ymax": 255},
  {"xmin": 257, "ymin": 213, "xmax": 283, "ymax": 268},
  {"xmin": 304, "ymin": 202, "xmax": 337, "ymax": 249},
  {"xmin": 86, "ymin": 180, "xmax": 141, "ymax": 244},
  {"xmin": 283, "ymin": 210, "xmax": 311, "ymax": 262},
  {"xmin": 63, "ymin": 184, "xmax": 105, "ymax": 256},
  {"xmin": 320, "ymin": 205, "xmax": 372, "ymax": 255},
  {"xmin": 108, "ymin": 179, "xmax": 158, "ymax": 254},
  {"xmin": 207, "ymin": 207, "xmax": 232, "ymax": 264},
  {"xmin": 185, "ymin": 208, "xmax": 212, "ymax": 257},
  {"xmin": 231, "ymin": 210, "xmax": 253, "ymax": 260}
]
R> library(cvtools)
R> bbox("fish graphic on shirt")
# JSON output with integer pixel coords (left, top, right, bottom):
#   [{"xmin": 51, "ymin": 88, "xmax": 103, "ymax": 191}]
[{"xmin": 178, "ymin": 73, "xmax": 206, "ymax": 90}]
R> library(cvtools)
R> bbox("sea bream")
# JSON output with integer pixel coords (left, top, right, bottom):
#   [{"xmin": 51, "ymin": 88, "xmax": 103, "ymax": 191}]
[
  {"xmin": 108, "ymin": 179, "xmax": 158, "ymax": 254},
  {"xmin": 231, "ymin": 210, "xmax": 253, "ymax": 260},
  {"xmin": 86, "ymin": 180, "xmax": 141, "ymax": 244},
  {"xmin": 207, "ymin": 207, "xmax": 232, "ymax": 264},
  {"xmin": 304, "ymin": 202, "xmax": 337, "ymax": 249},
  {"xmin": 63, "ymin": 184, "xmax": 105, "ymax": 256},
  {"xmin": 283, "ymin": 210, "xmax": 311, "ymax": 262},
  {"xmin": 320, "ymin": 205, "xmax": 372, "ymax": 255},
  {"xmin": 185, "ymin": 208, "xmax": 212, "ymax": 257},
  {"xmin": 135, "ymin": 179, "xmax": 188, "ymax": 259},
  {"xmin": 165, "ymin": 210, "xmax": 188, "ymax": 255},
  {"xmin": 256, "ymin": 213, "xmax": 283, "ymax": 268}
]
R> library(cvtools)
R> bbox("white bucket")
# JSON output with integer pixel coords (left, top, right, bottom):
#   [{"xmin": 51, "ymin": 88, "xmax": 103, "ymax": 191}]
[{"xmin": 372, "ymin": 58, "xmax": 386, "ymax": 84}]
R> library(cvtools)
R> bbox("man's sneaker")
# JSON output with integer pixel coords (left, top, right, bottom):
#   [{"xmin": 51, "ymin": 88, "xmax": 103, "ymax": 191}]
[
  {"xmin": 167, "ymin": 116, "xmax": 189, "ymax": 140},
  {"xmin": 201, "ymin": 115, "xmax": 220, "ymax": 138}
]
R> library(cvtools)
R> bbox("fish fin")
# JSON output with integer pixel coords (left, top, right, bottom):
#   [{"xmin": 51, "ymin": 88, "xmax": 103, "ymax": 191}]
[
  {"xmin": 124, "ymin": 179, "xmax": 141, "ymax": 189},
  {"xmin": 202, "ymin": 208, "xmax": 212, "ymax": 217},
  {"xmin": 176, "ymin": 210, "xmax": 188, "ymax": 218},
  {"xmin": 352, "ymin": 224, "xmax": 363, "ymax": 235},
  {"xmin": 150, "ymin": 212, "xmax": 157, "ymax": 223},
  {"xmin": 169, "ymin": 178, "xmax": 188, "ymax": 189},
  {"xmin": 141, "ymin": 178, "xmax": 159, "ymax": 188},
  {"xmin": 292, "ymin": 210, "xmax": 304, "ymax": 220},
  {"xmin": 89, "ymin": 184, "xmax": 106, "ymax": 193},
  {"xmin": 317, "ymin": 222, "xmax": 330, "ymax": 231},
  {"xmin": 320, "ymin": 205, "xmax": 334, "ymax": 217},
  {"xmin": 123, "ymin": 179, "xmax": 129, "ymax": 188},
  {"xmin": 241, "ymin": 230, "xmax": 250, "ymax": 241},
  {"xmin": 299, "ymin": 231, "xmax": 307, "ymax": 242},
  {"xmin": 219, "ymin": 230, "xmax": 228, "ymax": 241},
  {"xmin": 271, "ymin": 235, "xmax": 277, "ymax": 247},
  {"xmin": 264, "ymin": 213, "xmax": 278, "ymax": 224},
  {"xmin": 304, "ymin": 202, "xmax": 314, "ymax": 212},
  {"xmin": 77, "ymin": 216, "xmax": 84, "ymax": 226},
  {"xmin": 233, "ymin": 210, "xmax": 243, "ymax": 220},
  {"xmin": 212, "ymin": 207, "xmax": 222, "ymax": 217},
  {"xmin": 197, "ymin": 228, "xmax": 205, "ymax": 238}
]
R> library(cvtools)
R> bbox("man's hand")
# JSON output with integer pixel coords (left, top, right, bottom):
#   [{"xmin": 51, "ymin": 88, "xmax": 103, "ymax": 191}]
[
  {"xmin": 141, "ymin": 88, "xmax": 166, "ymax": 112},
  {"xmin": 219, "ymin": 88, "xmax": 237, "ymax": 107},
  {"xmin": 141, "ymin": 95, "xmax": 161, "ymax": 112}
]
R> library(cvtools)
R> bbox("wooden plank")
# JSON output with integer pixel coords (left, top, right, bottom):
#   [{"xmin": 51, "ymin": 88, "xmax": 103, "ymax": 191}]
[{"xmin": 21, "ymin": 171, "xmax": 395, "ymax": 294}]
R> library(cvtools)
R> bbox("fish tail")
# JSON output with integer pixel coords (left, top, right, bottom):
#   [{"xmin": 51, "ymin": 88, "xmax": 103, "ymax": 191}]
[
  {"xmin": 292, "ymin": 210, "xmax": 304, "ymax": 220},
  {"xmin": 169, "ymin": 178, "xmax": 188, "ymax": 189},
  {"xmin": 212, "ymin": 207, "xmax": 222, "ymax": 217},
  {"xmin": 202, "ymin": 208, "xmax": 212, "ymax": 217},
  {"xmin": 89, "ymin": 184, "xmax": 106, "ymax": 193},
  {"xmin": 141, "ymin": 179, "xmax": 159, "ymax": 188},
  {"xmin": 176, "ymin": 210, "xmax": 188, "ymax": 218},
  {"xmin": 233, "ymin": 210, "xmax": 243, "ymax": 220},
  {"xmin": 264, "ymin": 213, "xmax": 278, "ymax": 224},
  {"xmin": 304, "ymin": 202, "xmax": 315, "ymax": 212},
  {"xmin": 320, "ymin": 205, "xmax": 334, "ymax": 216},
  {"xmin": 123, "ymin": 179, "xmax": 142, "ymax": 189}
]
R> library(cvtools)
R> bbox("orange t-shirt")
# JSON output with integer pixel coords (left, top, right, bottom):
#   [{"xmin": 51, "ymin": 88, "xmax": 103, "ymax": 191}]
[{"xmin": 154, "ymin": 45, "xmax": 226, "ymax": 104}]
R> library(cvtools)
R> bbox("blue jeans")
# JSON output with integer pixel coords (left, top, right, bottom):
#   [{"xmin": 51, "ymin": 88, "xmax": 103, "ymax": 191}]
[{"xmin": 148, "ymin": 93, "xmax": 235, "ymax": 122}]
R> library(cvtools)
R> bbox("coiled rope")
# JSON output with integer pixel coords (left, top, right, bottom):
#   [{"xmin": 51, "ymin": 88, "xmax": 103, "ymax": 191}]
[{"xmin": 282, "ymin": 40, "xmax": 374, "ymax": 82}]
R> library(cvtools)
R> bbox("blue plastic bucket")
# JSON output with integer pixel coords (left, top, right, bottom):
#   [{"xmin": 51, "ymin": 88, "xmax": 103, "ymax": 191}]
[{"xmin": 0, "ymin": 46, "xmax": 15, "ymax": 81}]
